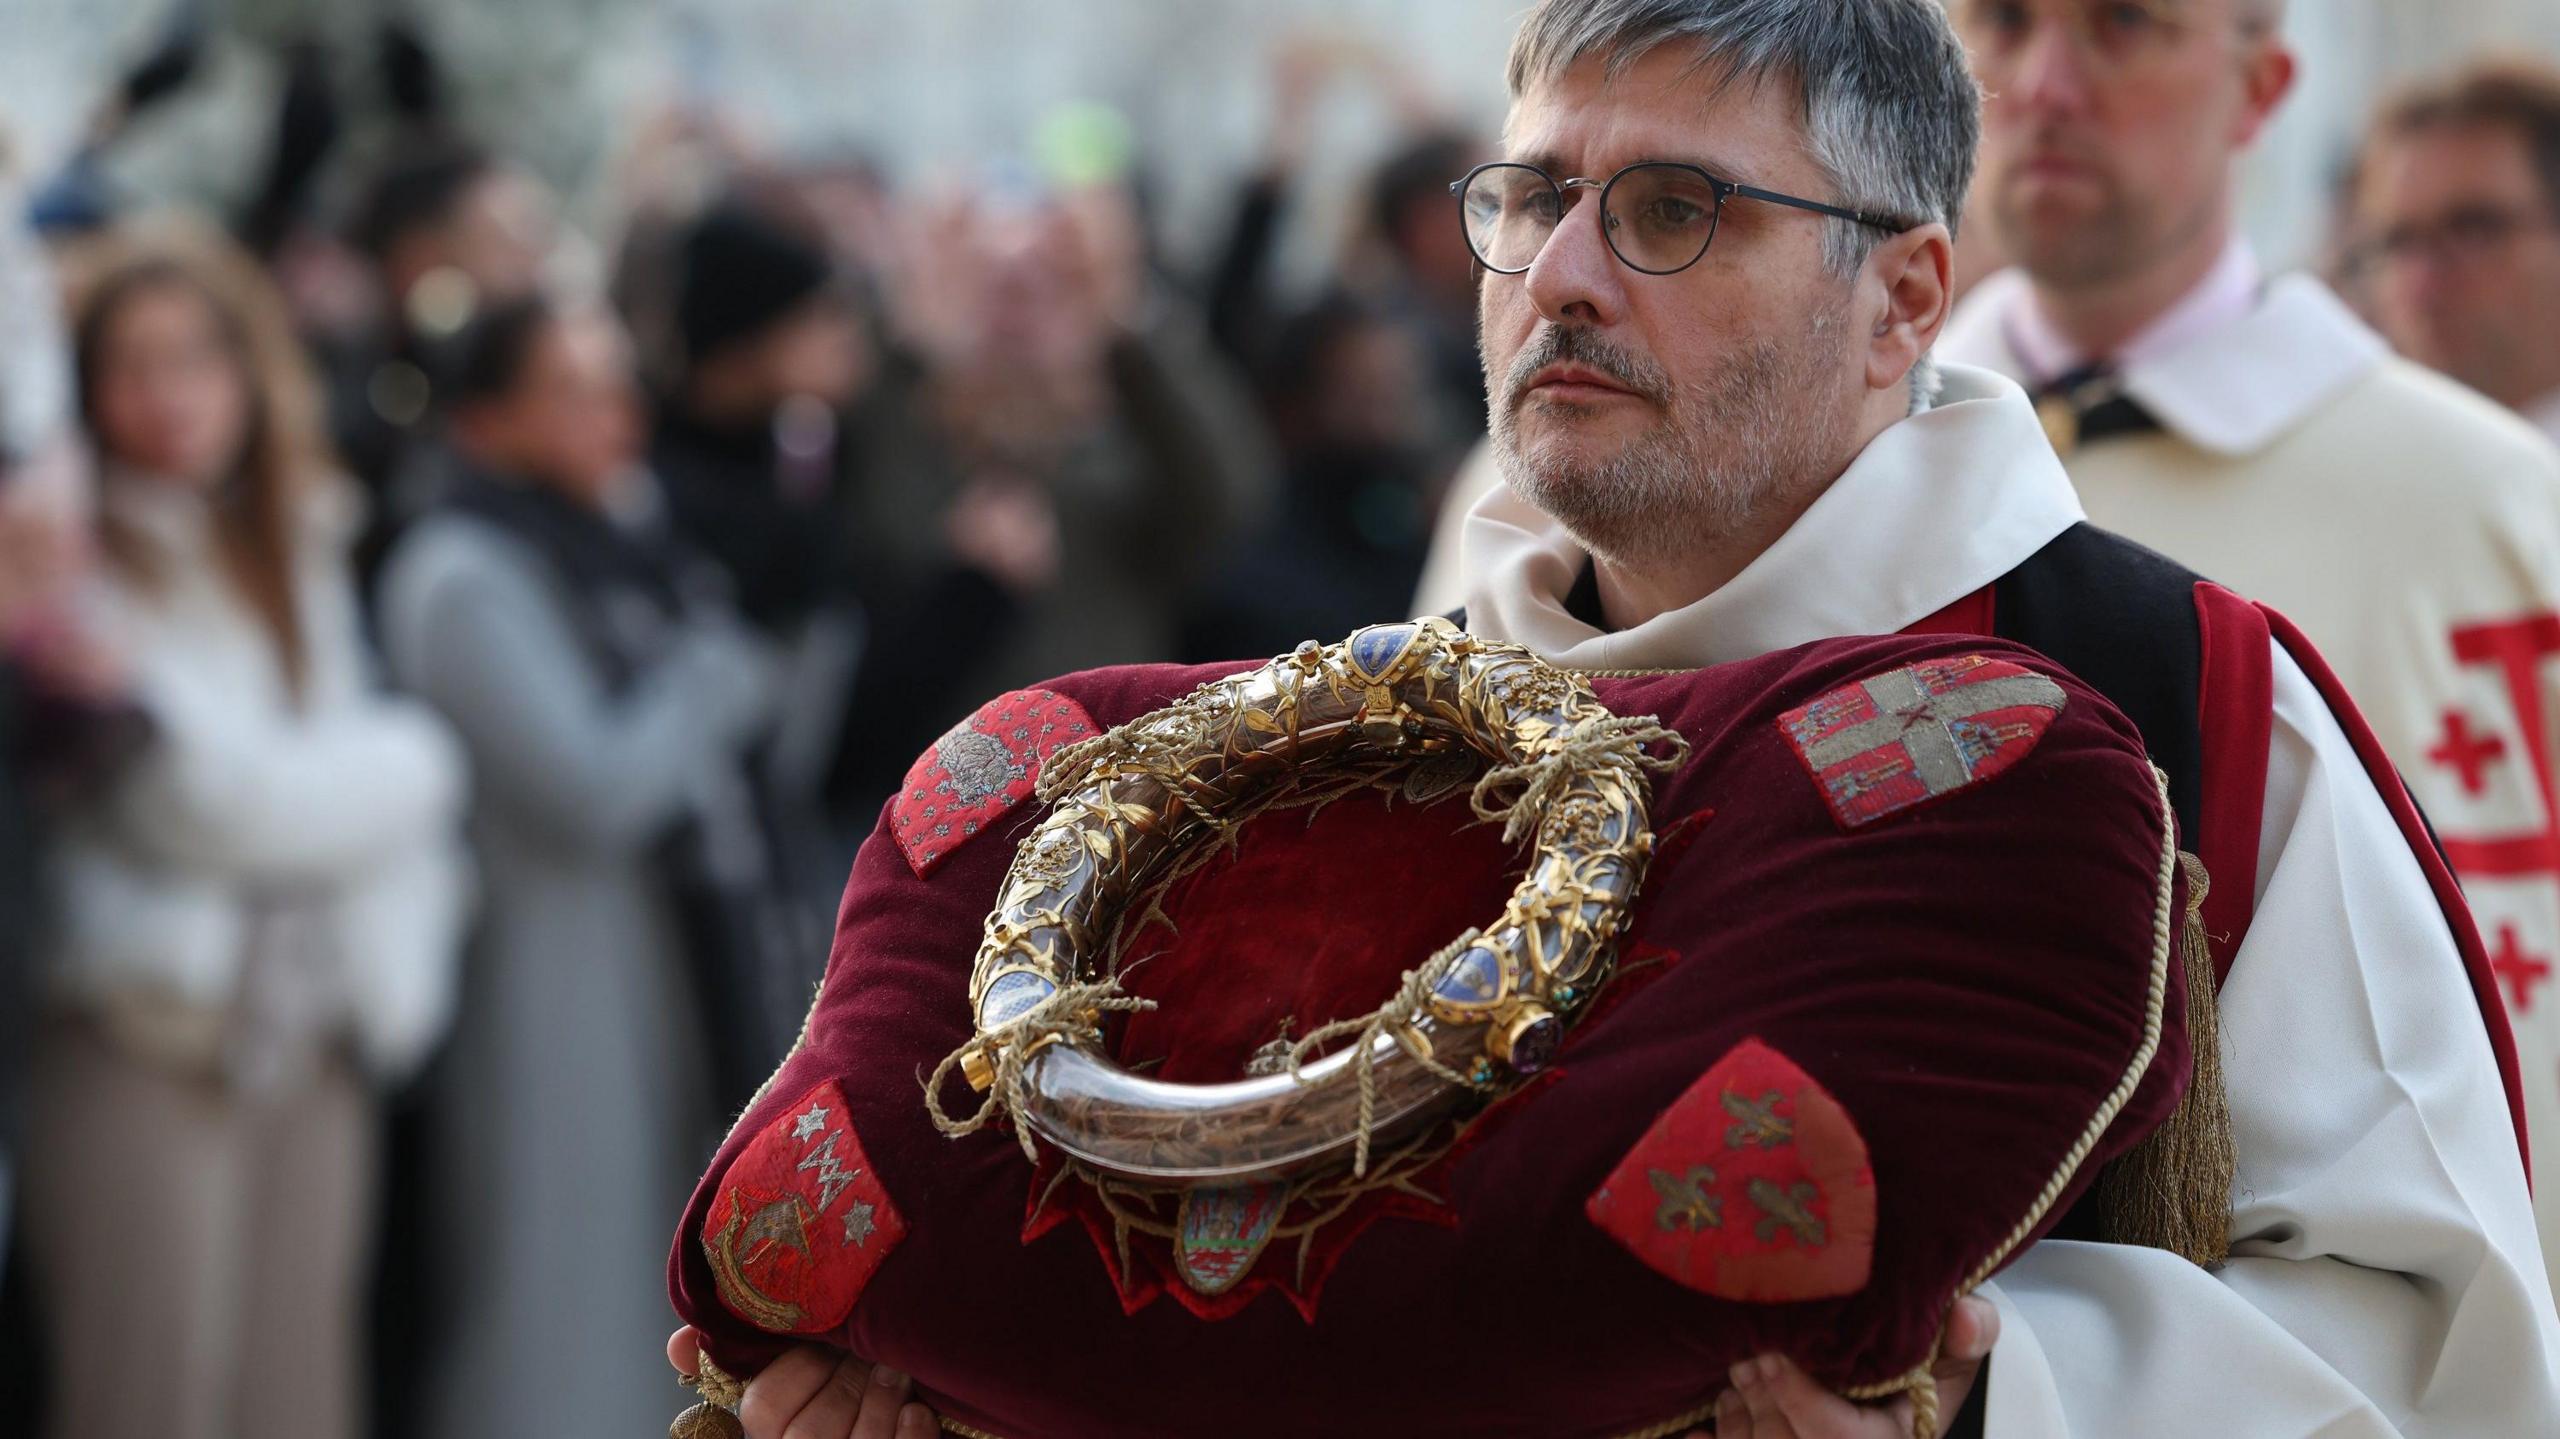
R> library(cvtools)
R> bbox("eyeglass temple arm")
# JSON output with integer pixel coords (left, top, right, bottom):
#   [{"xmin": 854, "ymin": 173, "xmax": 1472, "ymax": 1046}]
[
  {"xmin": 1448, "ymin": 170, "xmax": 1904, "ymax": 233},
  {"xmin": 1729, "ymin": 181, "xmax": 1904, "ymax": 232}
]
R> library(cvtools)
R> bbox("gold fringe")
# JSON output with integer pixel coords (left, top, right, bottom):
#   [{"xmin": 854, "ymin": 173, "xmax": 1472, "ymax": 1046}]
[{"xmin": 2081, "ymin": 851, "xmax": 2235, "ymax": 1269}]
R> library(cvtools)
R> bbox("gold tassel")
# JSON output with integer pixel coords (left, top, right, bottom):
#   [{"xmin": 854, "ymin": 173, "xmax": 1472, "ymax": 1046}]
[
  {"xmin": 670, "ymin": 1351, "xmax": 748, "ymax": 1439},
  {"xmin": 669, "ymin": 1404, "xmax": 744, "ymax": 1439},
  {"xmin": 2085, "ymin": 851, "xmax": 2235, "ymax": 1268}
]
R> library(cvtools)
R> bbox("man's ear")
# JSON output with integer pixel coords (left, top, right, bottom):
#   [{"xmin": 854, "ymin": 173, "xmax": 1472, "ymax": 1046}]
[
  {"xmin": 1864, "ymin": 222, "xmax": 1954, "ymax": 397},
  {"xmin": 2232, "ymin": 39, "xmax": 2297, "ymax": 148}
]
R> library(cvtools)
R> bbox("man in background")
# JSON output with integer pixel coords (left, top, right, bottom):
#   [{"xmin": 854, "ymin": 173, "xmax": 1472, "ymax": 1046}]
[
  {"xmin": 333, "ymin": 141, "xmax": 561, "ymax": 547},
  {"xmin": 2351, "ymin": 59, "xmax": 2560, "ymax": 448},
  {"xmin": 1936, "ymin": 0, "xmax": 2560, "ymax": 1277}
]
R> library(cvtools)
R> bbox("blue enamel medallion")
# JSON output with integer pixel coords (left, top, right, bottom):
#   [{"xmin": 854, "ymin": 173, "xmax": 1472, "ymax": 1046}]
[
  {"xmin": 1432, "ymin": 945, "xmax": 1507, "ymax": 1010},
  {"xmin": 1345, "ymin": 623, "xmax": 1422, "ymax": 683},
  {"xmin": 979, "ymin": 970, "xmax": 1059, "ymax": 1029}
]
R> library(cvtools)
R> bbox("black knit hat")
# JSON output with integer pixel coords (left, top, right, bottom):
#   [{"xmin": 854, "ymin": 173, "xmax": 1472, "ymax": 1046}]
[{"xmin": 675, "ymin": 204, "xmax": 835, "ymax": 364}]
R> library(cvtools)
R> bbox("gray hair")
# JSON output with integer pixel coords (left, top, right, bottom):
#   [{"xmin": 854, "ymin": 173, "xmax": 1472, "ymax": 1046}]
[{"xmin": 1506, "ymin": 0, "xmax": 1982, "ymax": 280}]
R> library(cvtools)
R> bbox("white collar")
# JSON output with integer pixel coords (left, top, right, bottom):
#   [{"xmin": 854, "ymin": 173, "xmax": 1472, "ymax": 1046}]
[
  {"xmin": 2005, "ymin": 236, "xmax": 2264, "ymax": 382},
  {"xmin": 1943, "ymin": 263, "xmax": 2390, "ymax": 458},
  {"xmin": 1455, "ymin": 364, "xmax": 2086, "ymax": 671}
]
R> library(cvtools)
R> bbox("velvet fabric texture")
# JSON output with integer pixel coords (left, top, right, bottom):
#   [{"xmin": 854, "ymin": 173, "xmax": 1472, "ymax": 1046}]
[{"xmin": 667, "ymin": 633, "xmax": 2191, "ymax": 1438}]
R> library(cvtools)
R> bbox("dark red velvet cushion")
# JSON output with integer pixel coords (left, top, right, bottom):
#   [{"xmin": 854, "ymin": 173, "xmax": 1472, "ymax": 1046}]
[{"xmin": 668, "ymin": 634, "xmax": 2191, "ymax": 1438}]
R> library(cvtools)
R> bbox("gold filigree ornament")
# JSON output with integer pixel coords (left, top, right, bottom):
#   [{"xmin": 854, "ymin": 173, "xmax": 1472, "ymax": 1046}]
[{"xmin": 925, "ymin": 618, "xmax": 1689, "ymax": 1185}]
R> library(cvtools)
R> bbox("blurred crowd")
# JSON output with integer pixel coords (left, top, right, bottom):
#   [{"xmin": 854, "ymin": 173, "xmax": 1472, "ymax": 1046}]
[
  {"xmin": 0, "ymin": 20, "xmax": 1487, "ymax": 1439},
  {"xmin": 2, "ymin": 11, "xmax": 2560, "ymax": 1439}
]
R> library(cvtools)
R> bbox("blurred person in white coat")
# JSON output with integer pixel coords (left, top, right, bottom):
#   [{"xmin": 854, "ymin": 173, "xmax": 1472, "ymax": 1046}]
[{"xmin": 22, "ymin": 221, "xmax": 467, "ymax": 1439}]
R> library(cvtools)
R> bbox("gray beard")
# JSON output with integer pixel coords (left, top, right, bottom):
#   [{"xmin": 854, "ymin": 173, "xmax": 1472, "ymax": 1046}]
[{"xmin": 1488, "ymin": 313, "xmax": 1847, "ymax": 573}]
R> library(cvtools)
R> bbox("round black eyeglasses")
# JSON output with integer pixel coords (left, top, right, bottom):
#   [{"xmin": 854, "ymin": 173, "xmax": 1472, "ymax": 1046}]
[{"xmin": 1452, "ymin": 160, "xmax": 1908, "ymax": 277}]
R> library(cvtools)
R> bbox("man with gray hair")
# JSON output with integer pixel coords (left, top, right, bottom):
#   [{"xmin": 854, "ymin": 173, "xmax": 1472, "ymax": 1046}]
[
  {"xmin": 1939, "ymin": 0, "xmax": 2560, "ymax": 1291},
  {"xmin": 678, "ymin": 3, "xmax": 2560, "ymax": 1434}
]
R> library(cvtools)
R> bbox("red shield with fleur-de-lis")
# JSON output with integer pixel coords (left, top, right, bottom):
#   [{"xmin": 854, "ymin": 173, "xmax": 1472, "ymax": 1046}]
[
  {"xmin": 1586, "ymin": 1038, "xmax": 1876, "ymax": 1303},
  {"xmin": 1778, "ymin": 655, "xmax": 2069, "ymax": 831}
]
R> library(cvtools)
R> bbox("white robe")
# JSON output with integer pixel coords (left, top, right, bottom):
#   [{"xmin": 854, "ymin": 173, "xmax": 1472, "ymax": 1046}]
[
  {"xmin": 1456, "ymin": 365, "xmax": 2560, "ymax": 1436},
  {"xmin": 2531, "ymin": 391, "xmax": 2560, "ymax": 453},
  {"xmin": 1946, "ymin": 264, "xmax": 2560, "ymax": 1286}
]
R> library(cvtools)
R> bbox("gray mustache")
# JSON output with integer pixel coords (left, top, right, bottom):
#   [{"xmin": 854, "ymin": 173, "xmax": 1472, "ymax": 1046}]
[{"xmin": 1504, "ymin": 326, "xmax": 1664, "ymax": 404}]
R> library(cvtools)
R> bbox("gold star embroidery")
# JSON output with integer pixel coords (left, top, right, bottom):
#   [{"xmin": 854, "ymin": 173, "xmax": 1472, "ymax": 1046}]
[{"xmin": 842, "ymin": 1198, "xmax": 878, "ymax": 1248}]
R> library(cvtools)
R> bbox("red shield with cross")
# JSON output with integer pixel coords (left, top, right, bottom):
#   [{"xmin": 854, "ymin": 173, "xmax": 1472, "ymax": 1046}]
[{"xmin": 1779, "ymin": 654, "xmax": 2069, "ymax": 830}]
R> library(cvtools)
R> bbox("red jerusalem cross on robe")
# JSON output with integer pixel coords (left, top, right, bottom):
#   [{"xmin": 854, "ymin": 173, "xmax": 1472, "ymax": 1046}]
[
  {"xmin": 2433, "ymin": 615, "xmax": 2560, "ymax": 882},
  {"xmin": 1779, "ymin": 655, "xmax": 2070, "ymax": 830},
  {"xmin": 2425, "ymin": 615, "xmax": 2560, "ymax": 1020}
]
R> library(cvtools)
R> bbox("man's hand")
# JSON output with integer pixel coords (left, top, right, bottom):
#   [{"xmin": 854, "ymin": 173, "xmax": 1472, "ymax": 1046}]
[
  {"xmin": 668, "ymin": 1326, "xmax": 937, "ymax": 1439},
  {"xmin": 1693, "ymin": 1295, "xmax": 1998, "ymax": 1439}
]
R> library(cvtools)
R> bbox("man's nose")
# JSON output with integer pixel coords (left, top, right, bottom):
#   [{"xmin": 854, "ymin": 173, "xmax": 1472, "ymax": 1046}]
[
  {"xmin": 2006, "ymin": 19, "xmax": 2097, "ymax": 119},
  {"xmin": 1522, "ymin": 193, "xmax": 1629, "ymax": 330},
  {"xmin": 2394, "ymin": 244, "xmax": 2467, "ymax": 313}
]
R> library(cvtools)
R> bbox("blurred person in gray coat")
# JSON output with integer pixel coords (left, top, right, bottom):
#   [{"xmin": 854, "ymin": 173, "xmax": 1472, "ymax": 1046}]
[{"xmin": 376, "ymin": 297, "xmax": 784, "ymax": 1439}]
